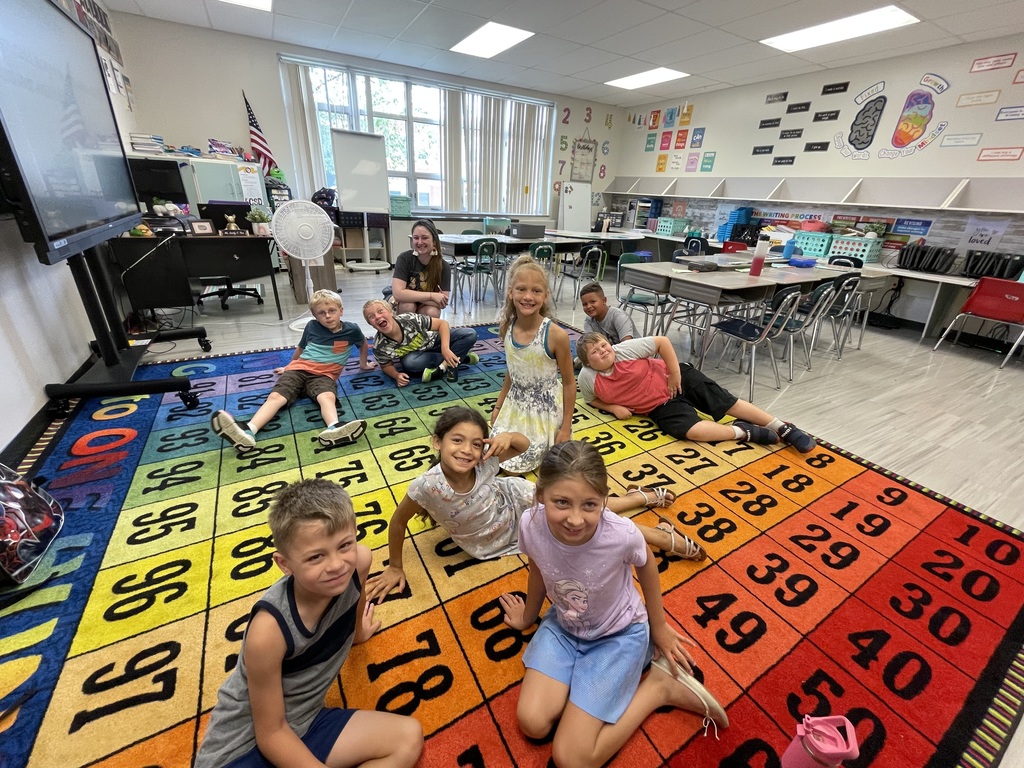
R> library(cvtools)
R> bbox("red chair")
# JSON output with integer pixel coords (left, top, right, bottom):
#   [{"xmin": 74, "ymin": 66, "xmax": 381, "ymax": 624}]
[{"xmin": 932, "ymin": 277, "xmax": 1024, "ymax": 369}]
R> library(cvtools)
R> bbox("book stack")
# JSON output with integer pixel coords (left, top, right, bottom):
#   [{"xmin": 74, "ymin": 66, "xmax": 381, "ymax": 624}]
[{"xmin": 130, "ymin": 133, "xmax": 165, "ymax": 154}]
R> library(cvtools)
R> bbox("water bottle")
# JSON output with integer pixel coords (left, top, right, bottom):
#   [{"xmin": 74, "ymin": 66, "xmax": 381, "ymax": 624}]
[
  {"xmin": 782, "ymin": 715, "xmax": 859, "ymax": 768},
  {"xmin": 782, "ymin": 237, "xmax": 798, "ymax": 261},
  {"xmin": 751, "ymin": 234, "xmax": 770, "ymax": 276}
]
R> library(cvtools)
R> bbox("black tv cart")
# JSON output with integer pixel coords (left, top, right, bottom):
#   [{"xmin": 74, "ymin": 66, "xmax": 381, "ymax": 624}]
[{"xmin": 44, "ymin": 245, "xmax": 211, "ymax": 418}]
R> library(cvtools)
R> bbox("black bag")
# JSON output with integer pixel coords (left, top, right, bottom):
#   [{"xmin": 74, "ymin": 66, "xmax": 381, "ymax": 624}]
[
  {"xmin": 311, "ymin": 187, "xmax": 337, "ymax": 211},
  {"xmin": 0, "ymin": 464, "xmax": 64, "ymax": 584}
]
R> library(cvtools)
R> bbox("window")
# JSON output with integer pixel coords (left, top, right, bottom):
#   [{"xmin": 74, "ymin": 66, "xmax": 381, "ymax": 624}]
[{"xmin": 295, "ymin": 61, "xmax": 552, "ymax": 215}]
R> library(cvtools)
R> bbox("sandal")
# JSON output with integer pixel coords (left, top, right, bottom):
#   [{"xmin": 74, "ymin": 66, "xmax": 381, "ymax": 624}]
[
  {"xmin": 650, "ymin": 656, "xmax": 729, "ymax": 736},
  {"xmin": 626, "ymin": 484, "xmax": 676, "ymax": 508},
  {"xmin": 656, "ymin": 516, "xmax": 707, "ymax": 561}
]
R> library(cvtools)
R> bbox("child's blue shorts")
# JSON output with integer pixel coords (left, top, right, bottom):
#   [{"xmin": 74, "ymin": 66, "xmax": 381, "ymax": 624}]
[
  {"xmin": 522, "ymin": 607, "xmax": 652, "ymax": 723},
  {"xmin": 224, "ymin": 708, "xmax": 356, "ymax": 767}
]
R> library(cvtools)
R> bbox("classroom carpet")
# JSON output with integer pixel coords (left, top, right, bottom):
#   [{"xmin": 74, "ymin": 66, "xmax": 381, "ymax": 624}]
[{"xmin": 3, "ymin": 322, "xmax": 1024, "ymax": 768}]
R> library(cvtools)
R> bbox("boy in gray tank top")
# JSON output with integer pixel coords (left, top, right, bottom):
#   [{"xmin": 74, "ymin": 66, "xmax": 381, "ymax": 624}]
[{"xmin": 195, "ymin": 480, "xmax": 423, "ymax": 768}]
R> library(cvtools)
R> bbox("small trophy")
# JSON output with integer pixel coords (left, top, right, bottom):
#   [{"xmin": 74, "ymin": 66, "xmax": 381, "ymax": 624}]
[{"xmin": 222, "ymin": 213, "xmax": 247, "ymax": 236}]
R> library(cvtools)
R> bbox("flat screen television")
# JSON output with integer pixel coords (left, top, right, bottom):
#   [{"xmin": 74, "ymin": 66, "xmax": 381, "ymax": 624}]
[{"xmin": 0, "ymin": 0, "xmax": 142, "ymax": 265}]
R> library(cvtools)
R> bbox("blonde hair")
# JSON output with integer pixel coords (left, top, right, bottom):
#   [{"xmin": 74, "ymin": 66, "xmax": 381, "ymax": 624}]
[
  {"xmin": 269, "ymin": 479, "xmax": 355, "ymax": 554},
  {"xmin": 576, "ymin": 332, "xmax": 609, "ymax": 367},
  {"xmin": 362, "ymin": 298, "xmax": 392, "ymax": 319},
  {"xmin": 498, "ymin": 255, "xmax": 554, "ymax": 338},
  {"xmin": 308, "ymin": 289, "xmax": 342, "ymax": 313}
]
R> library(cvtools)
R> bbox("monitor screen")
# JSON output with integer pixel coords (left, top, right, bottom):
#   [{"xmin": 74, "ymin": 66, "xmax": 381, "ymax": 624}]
[
  {"xmin": 198, "ymin": 201, "xmax": 253, "ymax": 233},
  {"xmin": 0, "ymin": 0, "xmax": 141, "ymax": 264}
]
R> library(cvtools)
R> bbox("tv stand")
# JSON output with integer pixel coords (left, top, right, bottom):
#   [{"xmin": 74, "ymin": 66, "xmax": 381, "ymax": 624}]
[{"xmin": 44, "ymin": 246, "xmax": 211, "ymax": 418}]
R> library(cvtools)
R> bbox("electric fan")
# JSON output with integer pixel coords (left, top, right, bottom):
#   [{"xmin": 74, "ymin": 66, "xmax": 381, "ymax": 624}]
[{"xmin": 271, "ymin": 201, "xmax": 336, "ymax": 331}]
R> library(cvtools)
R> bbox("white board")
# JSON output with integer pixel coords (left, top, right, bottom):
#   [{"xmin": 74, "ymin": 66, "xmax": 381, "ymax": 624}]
[{"xmin": 330, "ymin": 129, "xmax": 390, "ymax": 213}]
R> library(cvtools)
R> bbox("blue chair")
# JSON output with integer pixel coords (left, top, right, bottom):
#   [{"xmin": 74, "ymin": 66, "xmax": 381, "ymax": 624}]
[{"xmin": 706, "ymin": 284, "xmax": 803, "ymax": 402}]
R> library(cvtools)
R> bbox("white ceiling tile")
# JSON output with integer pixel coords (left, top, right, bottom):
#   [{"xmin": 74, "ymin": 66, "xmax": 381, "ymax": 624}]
[
  {"xmin": 793, "ymin": 23, "xmax": 956, "ymax": 65},
  {"xmin": 379, "ymin": 41, "xmax": 441, "ymax": 69},
  {"xmin": 491, "ymin": 34, "xmax": 576, "ymax": 66},
  {"xmin": 573, "ymin": 56, "xmax": 663, "ymax": 85},
  {"xmin": 962, "ymin": 23, "xmax": 1024, "ymax": 40},
  {"xmin": 548, "ymin": 0, "xmax": 663, "ymax": 45},
  {"xmin": 206, "ymin": 3, "xmax": 274, "ymax": 37},
  {"xmin": 710, "ymin": 55, "xmax": 823, "ymax": 85},
  {"xmin": 327, "ymin": 29, "xmax": 393, "ymax": 58},
  {"xmin": 429, "ymin": 0, "xmax": 510, "ymax": 16},
  {"xmin": 674, "ymin": 0, "xmax": 799, "ymax": 27},
  {"xmin": 493, "ymin": 0, "xmax": 608, "ymax": 31},
  {"xmin": 636, "ymin": 28, "xmax": 749, "ymax": 67},
  {"xmin": 534, "ymin": 46, "xmax": 618, "ymax": 77},
  {"xmin": 926, "ymin": 2, "xmax": 1024, "ymax": 36},
  {"xmin": 422, "ymin": 50, "xmax": 478, "ymax": 76},
  {"xmin": 461, "ymin": 59, "xmax": 529, "ymax": 83},
  {"xmin": 105, "ymin": 0, "xmax": 143, "ymax": 13},
  {"xmin": 396, "ymin": 4, "xmax": 487, "ymax": 46},
  {"xmin": 597, "ymin": 13, "xmax": 707, "ymax": 55},
  {"xmin": 272, "ymin": 0, "xmax": 351, "ymax": 26},
  {"xmin": 341, "ymin": 0, "xmax": 424, "ymax": 37},
  {"xmin": 273, "ymin": 16, "xmax": 337, "ymax": 48},
  {"xmin": 134, "ymin": 0, "xmax": 209, "ymax": 26}
]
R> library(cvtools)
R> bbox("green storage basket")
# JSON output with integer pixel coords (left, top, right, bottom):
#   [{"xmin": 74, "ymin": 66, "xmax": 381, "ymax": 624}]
[
  {"xmin": 793, "ymin": 231, "xmax": 833, "ymax": 257},
  {"xmin": 389, "ymin": 195, "xmax": 412, "ymax": 217},
  {"xmin": 655, "ymin": 217, "xmax": 675, "ymax": 235},
  {"xmin": 828, "ymin": 235, "xmax": 883, "ymax": 263}
]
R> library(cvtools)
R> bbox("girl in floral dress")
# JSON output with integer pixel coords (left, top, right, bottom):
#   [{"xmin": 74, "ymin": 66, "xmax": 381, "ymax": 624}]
[{"xmin": 490, "ymin": 255, "xmax": 575, "ymax": 474}]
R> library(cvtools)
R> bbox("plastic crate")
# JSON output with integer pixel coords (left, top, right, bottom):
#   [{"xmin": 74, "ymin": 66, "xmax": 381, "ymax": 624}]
[
  {"xmin": 793, "ymin": 231, "xmax": 834, "ymax": 257},
  {"xmin": 655, "ymin": 217, "xmax": 675, "ymax": 235},
  {"xmin": 389, "ymin": 195, "xmax": 411, "ymax": 217},
  {"xmin": 828, "ymin": 235, "xmax": 883, "ymax": 263}
]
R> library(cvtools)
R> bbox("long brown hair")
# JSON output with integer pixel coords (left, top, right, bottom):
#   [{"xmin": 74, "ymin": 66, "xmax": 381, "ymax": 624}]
[
  {"xmin": 411, "ymin": 219, "xmax": 443, "ymax": 291},
  {"xmin": 535, "ymin": 441, "xmax": 609, "ymax": 499}
]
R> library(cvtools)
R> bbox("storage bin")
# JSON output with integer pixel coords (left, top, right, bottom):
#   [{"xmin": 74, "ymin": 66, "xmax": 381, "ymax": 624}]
[
  {"xmin": 389, "ymin": 195, "xmax": 411, "ymax": 218},
  {"xmin": 828, "ymin": 235, "xmax": 883, "ymax": 263},
  {"xmin": 655, "ymin": 217, "xmax": 676, "ymax": 235},
  {"xmin": 634, "ymin": 250, "xmax": 654, "ymax": 262},
  {"xmin": 793, "ymin": 231, "xmax": 834, "ymax": 257}
]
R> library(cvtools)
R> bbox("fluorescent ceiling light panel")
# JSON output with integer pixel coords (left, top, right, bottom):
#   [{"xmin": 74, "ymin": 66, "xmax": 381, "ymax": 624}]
[
  {"xmin": 216, "ymin": 0, "xmax": 272, "ymax": 10},
  {"xmin": 451, "ymin": 22, "xmax": 534, "ymax": 58},
  {"xmin": 761, "ymin": 5, "xmax": 918, "ymax": 53},
  {"xmin": 605, "ymin": 68, "xmax": 689, "ymax": 90}
]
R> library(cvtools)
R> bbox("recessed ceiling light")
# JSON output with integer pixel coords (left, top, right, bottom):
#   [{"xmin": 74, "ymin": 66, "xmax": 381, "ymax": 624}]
[
  {"xmin": 761, "ymin": 5, "xmax": 918, "ymax": 53},
  {"xmin": 605, "ymin": 68, "xmax": 689, "ymax": 90},
  {"xmin": 216, "ymin": 0, "xmax": 273, "ymax": 11},
  {"xmin": 451, "ymin": 22, "xmax": 534, "ymax": 58}
]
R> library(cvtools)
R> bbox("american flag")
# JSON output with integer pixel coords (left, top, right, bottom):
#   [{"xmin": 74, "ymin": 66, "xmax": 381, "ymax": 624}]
[
  {"xmin": 60, "ymin": 70, "xmax": 88, "ymax": 148},
  {"xmin": 245, "ymin": 93, "xmax": 278, "ymax": 176}
]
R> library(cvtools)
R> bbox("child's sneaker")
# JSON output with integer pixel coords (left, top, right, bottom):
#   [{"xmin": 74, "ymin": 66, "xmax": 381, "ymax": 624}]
[
  {"xmin": 421, "ymin": 366, "xmax": 439, "ymax": 383},
  {"xmin": 318, "ymin": 419, "xmax": 367, "ymax": 447},
  {"xmin": 732, "ymin": 421, "xmax": 779, "ymax": 445},
  {"xmin": 211, "ymin": 410, "xmax": 256, "ymax": 452},
  {"xmin": 778, "ymin": 422, "xmax": 817, "ymax": 453},
  {"xmin": 465, "ymin": 352, "xmax": 480, "ymax": 365}
]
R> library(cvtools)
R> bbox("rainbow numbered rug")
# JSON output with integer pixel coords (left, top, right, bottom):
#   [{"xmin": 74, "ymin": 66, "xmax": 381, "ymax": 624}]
[{"xmin": 4, "ymin": 323, "xmax": 1024, "ymax": 768}]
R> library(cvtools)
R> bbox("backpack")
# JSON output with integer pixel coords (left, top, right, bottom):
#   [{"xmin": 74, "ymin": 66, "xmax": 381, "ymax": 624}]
[{"xmin": 0, "ymin": 464, "xmax": 64, "ymax": 584}]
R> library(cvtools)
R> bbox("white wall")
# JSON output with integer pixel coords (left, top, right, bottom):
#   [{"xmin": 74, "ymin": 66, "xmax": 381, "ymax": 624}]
[
  {"xmin": 0, "ymin": 221, "xmax": 95, "ymax": 449},
  {"xmin": 617, "ymin": 34, "xmax": 1024, "ymax": 180}
]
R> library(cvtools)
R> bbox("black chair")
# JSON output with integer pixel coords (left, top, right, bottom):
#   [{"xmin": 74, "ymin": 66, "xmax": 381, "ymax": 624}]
[
  {"xmin": 706, "ymin": 284, "xmax": 803, "ymax": 402},
  {"xmin": 555, "ymin": 241, "xmax": 604, "ymax": 308},
  {"xmin": 808, "ymin": 272, "xmax": 862, "ymax": 360},
  {"xmin": 616, "ymin": 253, "xmax": 673, "ymax": 335}
]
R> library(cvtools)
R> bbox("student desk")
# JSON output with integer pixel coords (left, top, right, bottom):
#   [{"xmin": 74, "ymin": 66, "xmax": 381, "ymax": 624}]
[
  {"xmin": 109, "ymin": 235, "xmax": 283, "ymax": 320},
  {"xmin": 437, "ymin": 233, "xmax": 586, "ymax": 258}
]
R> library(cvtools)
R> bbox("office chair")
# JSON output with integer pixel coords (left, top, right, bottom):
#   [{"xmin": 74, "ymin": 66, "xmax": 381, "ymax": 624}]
[{"xmin": 933, "ymin": 277, "xmax": 1024, "ymax": 369}]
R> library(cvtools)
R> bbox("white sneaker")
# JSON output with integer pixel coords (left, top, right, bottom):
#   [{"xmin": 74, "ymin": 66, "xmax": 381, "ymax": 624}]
[
  {"xmin": 318, "ymin": 419, "xmax": 367, "ymax": 447},
  {"xmin": 211, "ymin": 410, "xmax": 256, "ymax": 452}
]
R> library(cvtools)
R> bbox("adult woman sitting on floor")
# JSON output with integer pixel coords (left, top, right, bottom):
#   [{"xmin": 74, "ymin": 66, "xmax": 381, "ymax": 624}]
[{"xmin": 391, "ymin": 219, "xmax": 451, "ymax": 317}]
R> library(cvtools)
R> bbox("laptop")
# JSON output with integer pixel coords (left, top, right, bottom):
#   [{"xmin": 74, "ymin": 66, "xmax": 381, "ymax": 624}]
[{"xmin": 198, "ymin": 201, "xmax": 253, "ymax": 233}]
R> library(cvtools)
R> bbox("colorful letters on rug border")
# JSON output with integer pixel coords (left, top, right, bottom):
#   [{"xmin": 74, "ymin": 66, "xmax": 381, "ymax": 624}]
[{"xmin": 3, "ymin": 323, "xmax": 1023, "ymax": 768}]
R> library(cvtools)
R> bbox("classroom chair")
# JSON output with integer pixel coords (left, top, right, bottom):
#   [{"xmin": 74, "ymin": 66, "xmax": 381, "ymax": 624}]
[
  {"xmin": 706, "ymin": 284, "xmax": 803, "ymax": 402},
  {"xmin": 932, "ymin": 277, "xmax": 1024, "ymax": 369},
  {"xmin": 555, "ymin": 242, "xmax": 604, "ymax": 308},
  {"xmin": 616, "ymin": 253, "xmax": 674, "ymax": 335}
]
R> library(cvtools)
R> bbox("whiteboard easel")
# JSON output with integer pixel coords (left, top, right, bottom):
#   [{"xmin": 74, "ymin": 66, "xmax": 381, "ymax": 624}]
[
  {"xmin": 558, "ymin": 182, "xmax": 592, "ymax": 232},
  {"xmin": 331, "ymin": 129, "xmax": 391, "ymax": 272}
]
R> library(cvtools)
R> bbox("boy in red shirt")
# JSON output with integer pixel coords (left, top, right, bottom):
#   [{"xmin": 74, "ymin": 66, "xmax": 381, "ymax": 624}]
[{"xmin": 577, "ymin": 333, "xmax": 816, "ymax": 452}]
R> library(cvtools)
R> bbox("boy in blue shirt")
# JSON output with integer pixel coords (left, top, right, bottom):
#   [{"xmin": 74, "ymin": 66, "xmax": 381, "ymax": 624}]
[{"xmin": 212, "ymin": 290, "xmax": 376, "ymax": 451}]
